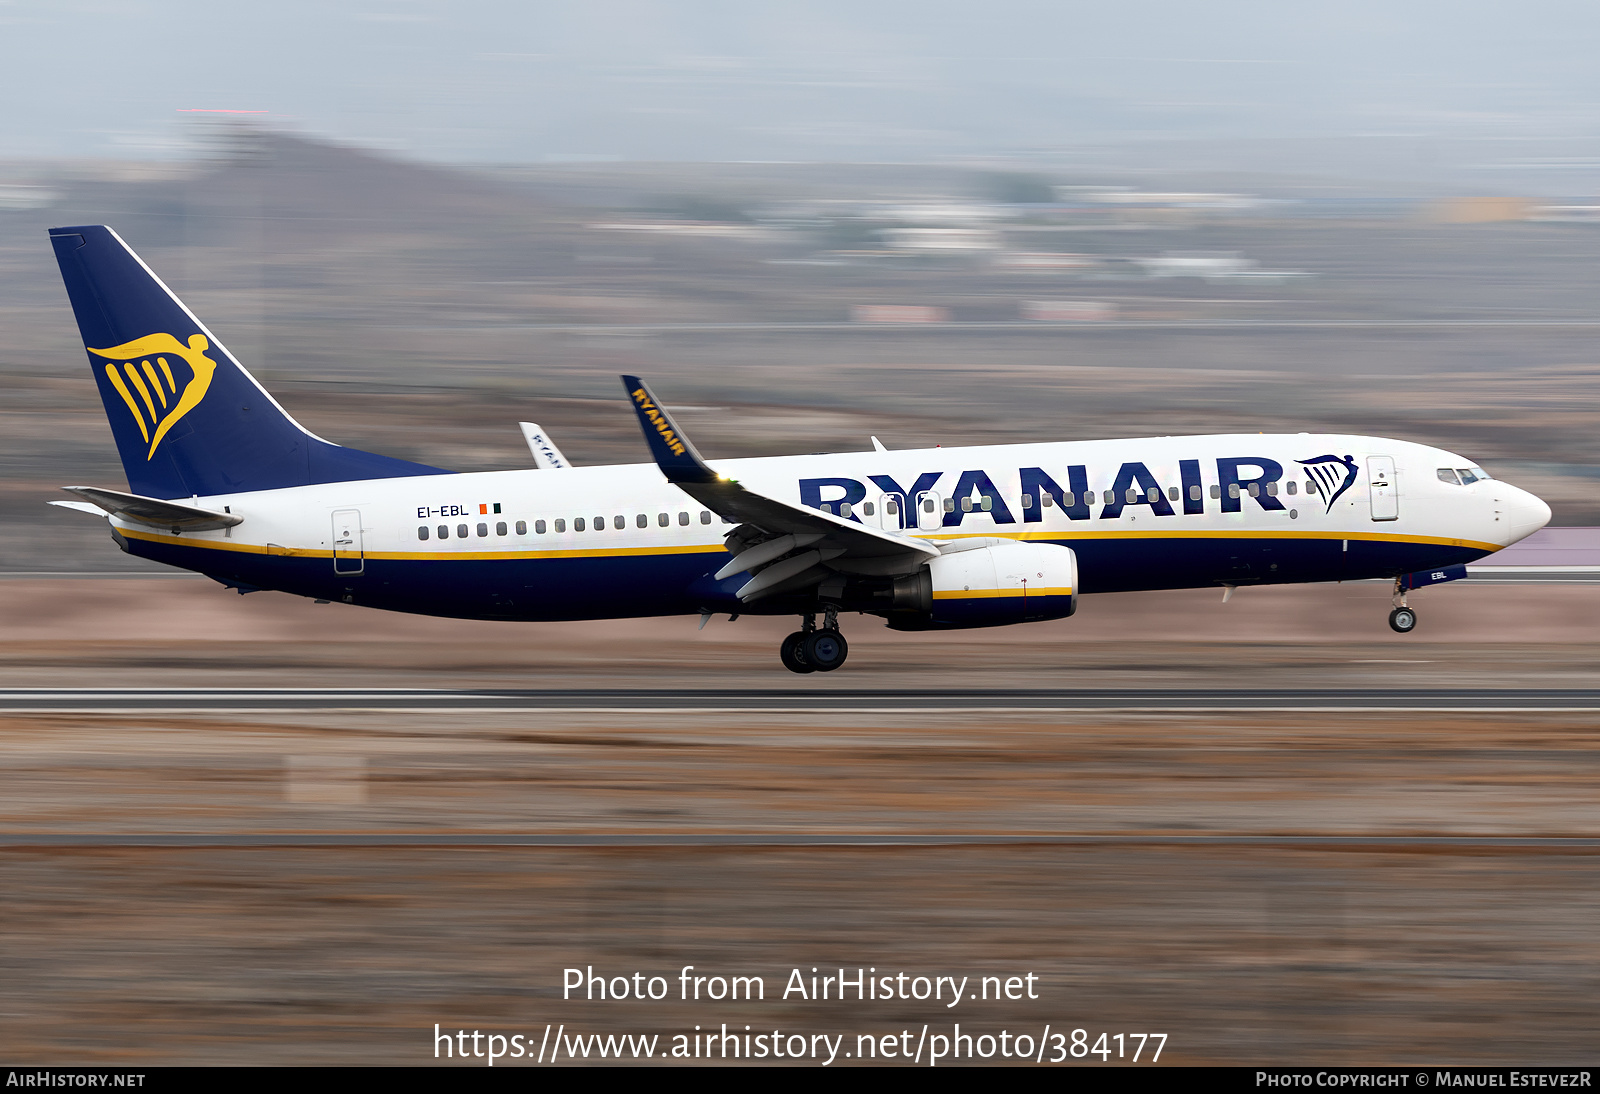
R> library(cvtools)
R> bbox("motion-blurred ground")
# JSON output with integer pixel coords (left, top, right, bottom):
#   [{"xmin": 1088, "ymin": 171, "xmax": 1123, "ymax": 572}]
[{"xmin": 0, "ymin": 579, "xmax": 1597, "ymax": 1064}]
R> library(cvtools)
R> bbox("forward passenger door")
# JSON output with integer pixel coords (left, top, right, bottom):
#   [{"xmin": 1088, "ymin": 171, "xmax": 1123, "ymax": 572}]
[{"xmin": 1367, "ymin": 457, "xmax": 1398, "ymax": 521}]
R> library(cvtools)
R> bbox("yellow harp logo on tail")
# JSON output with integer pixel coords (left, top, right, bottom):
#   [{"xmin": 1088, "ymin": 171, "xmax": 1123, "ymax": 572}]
[{"xmin": 88, "ymin": 333, "xmax": 218, "ymax": 460}]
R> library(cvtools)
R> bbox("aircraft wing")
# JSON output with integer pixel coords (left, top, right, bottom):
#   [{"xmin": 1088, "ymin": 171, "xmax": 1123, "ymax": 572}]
[
  {"xmin": 620, "ymin": 376, "xmax": 937, "ymax": 600},
  {"xmin": 58, "ymin": 486, "xmax": 242, "ymax": 532}
]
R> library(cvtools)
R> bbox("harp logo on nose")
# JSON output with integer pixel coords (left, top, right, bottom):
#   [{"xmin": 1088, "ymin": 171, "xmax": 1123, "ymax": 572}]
[
  {"xmin": 88, "ymin": 333, "xmax": 218, "ymax": 460},
  {"xmin": 1297, "ymin": 453, "xmax": 1360, "ymax": 513}
]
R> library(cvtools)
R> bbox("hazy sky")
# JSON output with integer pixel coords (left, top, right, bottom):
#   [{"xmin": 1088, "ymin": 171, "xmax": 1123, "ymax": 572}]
[{"xmin": 5, "ymin": 1, "xmax": 1600, "ymax": 162}]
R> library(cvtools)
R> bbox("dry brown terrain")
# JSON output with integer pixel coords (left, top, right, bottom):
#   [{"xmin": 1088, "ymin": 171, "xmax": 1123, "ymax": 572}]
[{"xmin": 0, "ymin": 579, "xmax": 1597, "ymax": 1065}]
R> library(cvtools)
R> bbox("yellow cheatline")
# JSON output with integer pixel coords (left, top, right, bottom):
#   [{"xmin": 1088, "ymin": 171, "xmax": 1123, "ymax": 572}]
[
  {"xmin": 103, "ymin": 364, "xmax": 148, "ymax": 443},
  {"xmin": 121, "ymin": 528, "xmax": 1495, "ymax": 563},
  {"xmin": 141, "ymin": 360, "xmax": 169, "ymax": 408},
  {"xmin": 932, "ymin": 587, "xmax": 1073, "ymax": 600},
  {"xmin": 923, "ymin": 528, "xmax": 1499, "ymax": 553},
  {"xmin": 368, "ymin": 544, "xmax": 726, "ymax": 562},
  {"xmin": 119, "ymin": 528, "xmax": 725, "ymax": 562}
]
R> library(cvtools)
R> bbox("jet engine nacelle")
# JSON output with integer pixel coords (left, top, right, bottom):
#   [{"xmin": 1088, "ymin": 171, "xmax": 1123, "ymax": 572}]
[{"xmin": 885, "ymin": 540, "xmax": 1078, "ymax": 630}]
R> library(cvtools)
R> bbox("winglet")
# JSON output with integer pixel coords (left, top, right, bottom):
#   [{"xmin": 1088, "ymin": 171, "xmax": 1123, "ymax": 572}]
[
  {"xmin": 621, "ymin": 376, "xmax": 719, "ymax": 484},
  {"xmin": 518, "ymin": 422, "xmax": 570, "ymax": 469}
]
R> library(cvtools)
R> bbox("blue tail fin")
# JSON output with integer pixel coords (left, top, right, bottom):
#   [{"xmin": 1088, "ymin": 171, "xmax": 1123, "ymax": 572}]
[{"xmin": 49, "ymin": 225, "xmax": 448, "ymax": 498}]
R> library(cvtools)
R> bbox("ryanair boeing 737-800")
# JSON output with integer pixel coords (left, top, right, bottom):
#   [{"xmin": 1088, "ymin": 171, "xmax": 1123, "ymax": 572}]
[{"xmin": 45, "ymin": 225, "xmax": 1551, "ymax": 673}]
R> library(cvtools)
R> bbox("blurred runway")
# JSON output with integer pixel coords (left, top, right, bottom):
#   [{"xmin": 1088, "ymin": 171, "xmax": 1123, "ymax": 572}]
[
  {"xmin": 2, "ymin": 579, "xmax": 1597, "ymax": 1064},
  {"xmin": 4, "ymin": 685, "xmax": 1600, "ymax": 711},
  {"xmin": 4, "ymin": 833, "xmax": 1599, "ymax": 848}
]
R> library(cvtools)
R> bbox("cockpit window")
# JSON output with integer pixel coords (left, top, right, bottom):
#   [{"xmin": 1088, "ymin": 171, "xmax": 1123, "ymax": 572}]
[
  {"xmin": 1458, "ymin": 467, "xmax": 1490, "ymax": 483},
  {"xmin": 1437, "ymin": 468, "xmax": 1462, "ymax": 485}
]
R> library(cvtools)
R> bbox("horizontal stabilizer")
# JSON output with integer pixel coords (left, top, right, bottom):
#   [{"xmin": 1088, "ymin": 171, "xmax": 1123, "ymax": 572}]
[
  {"xmin": 59, "ymin": 486, "xmax": 242, "ymax": 532},
  {"xmin": 48, "ymin": 500, "xmax": 106, "ymax": 517}
]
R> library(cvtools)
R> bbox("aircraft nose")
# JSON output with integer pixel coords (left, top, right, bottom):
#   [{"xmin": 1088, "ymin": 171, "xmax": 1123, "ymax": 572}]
[{"xmin": 1495, "ymin": 481, "xmax": 1551, "ymax": 546}]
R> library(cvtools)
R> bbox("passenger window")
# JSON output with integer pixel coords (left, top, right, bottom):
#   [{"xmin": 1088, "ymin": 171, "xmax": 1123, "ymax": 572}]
[
  {"xmin": 821, "ymin": 503, "xmax": 833, "ymax": 514},
  {"xmin": 574, "ymin": 517, "xmax": 585, "ymax": 531},
  {"xmin": 1247, "ymin": 484, "xmax": 1259, "ymax": 497},
  {"xmin": 886, "ymin": 499, "xmax": 899, "ymax": 515},
  {"xmin": 1044, "ymin": 494, "xmax": 1056, "ymax": 507},
  {"xmin": 1305, "ymin": 480, "xmax": 1317, "ymax": 494},
  {"xmin": 1126, "ymin": 488, "xmax": 1137, "ymax": 504},
  {"xmin": 477, "ymin": 522, "xmax": 488, "ymax": 537},
  {"xmin": 1084, "ymin": 491, "xmax": 1095, "ymax": 504},
  {"xmin": 1265, "ymin": 482, "xmax": 1278, "ymax": 496},
  {"xmin": 981, "ymin": 497, "xmax": 993, "ymax": 511},
  {"xmin": 678, "ymin": 512, "xmax": 689, "ymax": 525},
  {"xmin": 1190, "ymin": 485, "xmax": 1202, "ymax": 501},
  {"xmin": 594, "ymin": 516, "xmax": 605, "ymax": 530},
  {"xmin": 1168, "ymin": 486, "xmax": 1179, "ymax": 501},
  {"xmin": 418, "ymin": 526, "xmax": 429, "ymax": 541},
  {"xmin": 496, "ymin": 521, "xmax": 507, "ymax": 536},
  {"xmin": 1228, "ymin": 485, "xmax": 1240, "ymax": 499},
  {"xmin": 516, "ymin": 521, "xmax": 528, "ymax": 535},
  {"xmin": 1021, "ymin": 495, "xmax": 1033, "ymax": 509},
  {"xmin": 534, "ymin": 520, "xmax": 545, "ymax": 534},
  {"xmin": 1210, "ymin": 485, "xmax": 1221, "ymax": 500},
  {"xmin": 700, "ymin": 511, "xmax": 712, "ymax": 524},
  {"xmin": 923, "ymin": 499, "xmax": 935, "ymax": 513},
  {"xmin": 636, "ymin": 514, "xmax": 648, "ymax": 528},
  {"xmin": 960, "ymin": 497, "xmax": 972, "ymax": 512},
  {"xmin": 944, "ymin": 498, "xmax": 955, "ymax": 513},
  {"xmin": 658, "ymin": 513, "xmax": 669, "ymax": 527},
  {"xmin": 438, "ymin": 525, "xmax": 449, "ymax": 539},
  {"xmin": 554, "ymin": 519, "xmax": 565, "ymax": 533},
  {"xmin": 1286, "ymin": 482, "xmax": 1297, "ymax": 496},
  {"xmin": 1438, "ymin": 468, "xmax": 1461, "ymax": 485},
  {"xmin": 615, "ymin": 515, "xmax": 625, "ymax": 528},
  {"xmin": 840, "ymin": 502, "xmax": 852, "ymax": 517},
  {"xmin": 457, "ymin": 523, "xmax": 469, "ymax": 538},
  {"xmin": 864, "ymin": 501, "xmax": 876, "ymax": 516}
]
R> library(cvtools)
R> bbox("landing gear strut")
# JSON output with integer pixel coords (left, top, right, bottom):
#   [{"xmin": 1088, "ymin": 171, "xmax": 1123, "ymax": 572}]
[
  {"xmin": 780, "ymin": 608, "xmax": 849, "ymax": 673},
  {"xmin": 1388, "ymin": 578, "xmax": 1417, "ymax": 633}
]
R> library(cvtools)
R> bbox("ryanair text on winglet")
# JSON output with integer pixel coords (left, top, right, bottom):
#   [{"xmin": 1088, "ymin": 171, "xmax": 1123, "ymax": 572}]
[{"xmin": 631, "ymin": 387, "xmax": 688, "ymax": 458}]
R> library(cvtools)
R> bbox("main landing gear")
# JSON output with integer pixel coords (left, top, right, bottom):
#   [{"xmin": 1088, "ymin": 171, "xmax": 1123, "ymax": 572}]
[
  {"xmin": 780, "ymin": 608, "xmax": 849, "ymax": 674},
  {"xmin": 1388, "ymin": 577, "xmax": 1418, "ymax": 633}
]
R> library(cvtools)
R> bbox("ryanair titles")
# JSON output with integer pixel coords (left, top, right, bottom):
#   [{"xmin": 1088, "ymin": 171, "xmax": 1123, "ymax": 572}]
[
  {"xmin": 801, "ymin": 456, "xmax": 1334, "ymax": 526},
  {"xmin": 629, "ymin": 386, "xmax": 688, "ymax": 458}
]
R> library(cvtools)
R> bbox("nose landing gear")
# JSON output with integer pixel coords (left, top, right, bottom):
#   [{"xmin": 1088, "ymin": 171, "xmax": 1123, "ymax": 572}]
[
  {"xmin": 1388, "ymin": 577, "xmax": 1418, "ymax": 633},
  {"xmin": 779, "ymin": 607, "xmax": 849, "ymax": 673}
]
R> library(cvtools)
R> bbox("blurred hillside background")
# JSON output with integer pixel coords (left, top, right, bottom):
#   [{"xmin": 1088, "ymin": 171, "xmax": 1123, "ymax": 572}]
[{"xmin": 3, "ymin": 1, "xmax": 1600, "ymax": 570}]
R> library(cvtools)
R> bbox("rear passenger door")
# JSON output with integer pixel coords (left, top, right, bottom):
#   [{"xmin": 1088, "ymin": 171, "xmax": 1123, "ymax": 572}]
[{"xmin": 332, "ymin": 509, "xmax": 364, "ymax": 573}]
